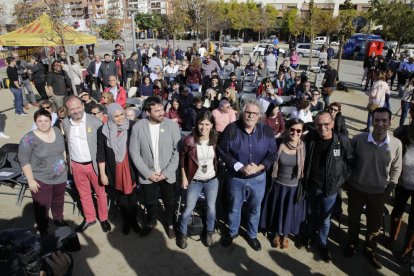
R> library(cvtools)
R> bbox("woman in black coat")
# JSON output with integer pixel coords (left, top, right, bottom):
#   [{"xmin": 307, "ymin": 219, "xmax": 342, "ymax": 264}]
[
  {"xmin": 30, "ymin": 55, "xmax": 48, "ymax": 100},
  {"xmin": 328, "ymin": 102, "xmax": 348, "ymax": 136},
  {"xmin": 97, "ymin": 103, "xmax": 140, "ymax": 235}
]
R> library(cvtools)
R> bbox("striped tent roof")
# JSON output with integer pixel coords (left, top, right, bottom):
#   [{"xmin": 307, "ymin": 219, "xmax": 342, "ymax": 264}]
[{"xmin": 0, "ymin": 13, "xmax": 96, "ymax": 46}]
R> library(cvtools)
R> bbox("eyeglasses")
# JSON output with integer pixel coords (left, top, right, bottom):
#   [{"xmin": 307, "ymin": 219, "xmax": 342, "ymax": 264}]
[
  {"xmin": 313, "ymin": 93, "xmax": 320, "ymax": 96},
  {"xmin": 41, "ymin": 106, "xmax": 52, "ymax": 109},
  {"xmin": 109, "ymin": 79, "xmax": 117, "ymax": 82},
  {"xmin": 329, "ymin": 108, "xmax": 339, "ymax": 112},
  {"xmin": 91, "ymin": 111, "xmax": 101, "ymax": 115},
  {"xmin": 244, "ymin": 111, "xmax": 260, "ymax": 117},
  {"xmin": 290, "ymin": 128, "xmax": 302, "ymax": 134}
]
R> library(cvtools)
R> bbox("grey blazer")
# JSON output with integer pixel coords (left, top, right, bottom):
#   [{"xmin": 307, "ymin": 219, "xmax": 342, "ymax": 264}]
[
  {"xmin": 62, "ymin": 113, "xmax": 103, "ymax": 175},
  {"xmin": 129, "ymin": 118, "xmax": 181, "ymax": 184}
]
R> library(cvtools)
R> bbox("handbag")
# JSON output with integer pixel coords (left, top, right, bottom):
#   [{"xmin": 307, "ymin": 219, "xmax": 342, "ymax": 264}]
[
  {"xmin": 367, "ymin": 102, "xmax": 380, "ymax": 112},
  {"xmin": 322, "ymin": 87, "xmax": 334, "ymax": 96}
]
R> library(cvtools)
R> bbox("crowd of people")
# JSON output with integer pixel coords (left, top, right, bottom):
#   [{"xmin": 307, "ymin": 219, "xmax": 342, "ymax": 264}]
[{"xmin": 2, "ymin": 40, "xmax": 414, "ymax": 273}]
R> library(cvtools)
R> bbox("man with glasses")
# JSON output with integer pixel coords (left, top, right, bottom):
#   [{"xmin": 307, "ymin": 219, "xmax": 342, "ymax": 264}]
[
  {"xmin": 219, "ymin": 100, "xmax": 277, "ymax": 251},
  {"xmin": 62, "ymin": 96, "xmax": 110, "ymax": 233},
  {"xmin": 345, "ymin": 108, "xmax": 402, "ymax": 269},
  {"xmin": 302, "ymin": 111, "xmax": 353, "ymax": 262}
]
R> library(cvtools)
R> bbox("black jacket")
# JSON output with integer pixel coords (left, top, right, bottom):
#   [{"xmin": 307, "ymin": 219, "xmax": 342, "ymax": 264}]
[
  {"xmin": 304, "ymin": 130, "xmax": 353, "ymax": 196},
  {"xmin": 334, "ymin": 114, "xmax": 348, "ymax": 137},
  {"xmin": 96, "ymin": 121, "xmax": 138, "ymax": 190},
  {"xmin": 31, "ymin": 62, "xmax": 47, "ymax": 84}
]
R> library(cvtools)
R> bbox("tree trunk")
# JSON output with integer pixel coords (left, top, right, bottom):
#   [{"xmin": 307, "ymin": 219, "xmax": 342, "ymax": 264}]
[
  {"xmin": 258, "ymin": 32, "xmax": 261, "ymax": 42},
  {"xmin": 337, "ymin": 34, "xmax": 345, "ymax": 78},
  {"xmin": 173, "ymin": 33, "xmax": 177, "ymax": 62},
  {"xmin": 309, "ymin": 33, "xmax": 314, "ymax": 68},
  {"xmin": 237, "ymin": 29, "xmax": 241, "ymax": 40}
]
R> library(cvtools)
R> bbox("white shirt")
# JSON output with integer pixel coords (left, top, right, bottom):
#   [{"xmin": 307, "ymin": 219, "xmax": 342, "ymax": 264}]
[
  {"xmin": 296, "ymin": 109, "xmax": 313, "ymax": 123},
  {"xmin": 69, "ymin": 112, "xmax": 92, "ymax": 163},
  {"xmin": 149, "ymin": 123, "xmax": 161, "ymax": 173},
  {"xmin": 193, "ymin": 141, "xmax": 215, "ymax": 180},
  {"xmin": 94, "ymin": 61, "xmax": 101, "ymax": 77},
  {"xmin": 110, "ymin": 86, "xmax": 118, "ymax": 100},
  {"xmin": 367, "ymin": 132, "xmax": 390, "ymax": 147}
]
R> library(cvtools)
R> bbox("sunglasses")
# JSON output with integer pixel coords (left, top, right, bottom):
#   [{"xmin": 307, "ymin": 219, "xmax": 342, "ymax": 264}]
[
  {"xmin": 313, "ymin": 93, "xmax": 320, "ymax": 96},
  {"xmin": 42, "ymin": 106, "xmax": 52, "ymax": 109},
  {"xmin": 91, "ymin": 111, "xmax": 101, "ymax": 115},
  {"xmin": 290, "ymin": 128, "xmax": 302, "ymax": 134},
  {"xmin": 329, "ymin": 108, "xmax": 339, "ymax": 112}
]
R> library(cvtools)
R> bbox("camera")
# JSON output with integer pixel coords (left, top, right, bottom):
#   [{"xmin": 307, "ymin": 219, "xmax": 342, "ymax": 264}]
[{"xmin": 0, "ymin": 226, "xmax": 80, "ymax": 276}]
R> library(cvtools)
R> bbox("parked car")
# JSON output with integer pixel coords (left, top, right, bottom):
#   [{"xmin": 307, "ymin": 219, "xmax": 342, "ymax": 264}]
[
  {"xmin": 295, "ymin": 43, "xmax": 320, "ymax": 57},
  {"xmin": 261, "ymin": 35, "xmax": 278, "ymax": 44},
  {"xmin": 252, "ymin": 43, "xmax": 285, "ymax": 56},
  {"xmin": 313, "ymin": 36, "xmax": 328, "ymax": 46},
  {"xmin": 215, "ymin": 42, "xmax": 243, "ymax": 55}
]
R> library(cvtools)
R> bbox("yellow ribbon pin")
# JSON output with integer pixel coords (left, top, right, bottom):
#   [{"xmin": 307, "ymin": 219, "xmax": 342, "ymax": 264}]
[{"xmin": 87, "ymin": 127, "xmax": 92, "ymax": 133}]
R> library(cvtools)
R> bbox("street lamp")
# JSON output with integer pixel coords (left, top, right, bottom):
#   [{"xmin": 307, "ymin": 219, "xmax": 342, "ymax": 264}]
[{"xmin": 127, "ymin": 8, "xmax": 153, "ymax": 51}]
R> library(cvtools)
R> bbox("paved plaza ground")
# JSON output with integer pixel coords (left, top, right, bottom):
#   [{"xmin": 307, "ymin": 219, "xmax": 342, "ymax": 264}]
[{"xmin": 0, "ymin": 45, "xmax": 410, "ymax": 275}]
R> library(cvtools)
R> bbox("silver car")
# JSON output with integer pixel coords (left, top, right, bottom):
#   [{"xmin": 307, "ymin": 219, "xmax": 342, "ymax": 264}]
[
  {"xmin": 295, "ymin": 43, "xmax": 320, "ymax": 57},
  {"xmin": 215, "ymin": 42, "xmax": 243, "ymax": 55},
  {"xmin": 252, "ymin": 44, "xmax": 285, "ymax": 56}
]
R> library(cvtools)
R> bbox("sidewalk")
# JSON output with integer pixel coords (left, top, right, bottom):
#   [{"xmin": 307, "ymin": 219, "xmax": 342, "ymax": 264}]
[{"xmin": 0, "ymin": 71, "xmax": 408, "ymax": 275}]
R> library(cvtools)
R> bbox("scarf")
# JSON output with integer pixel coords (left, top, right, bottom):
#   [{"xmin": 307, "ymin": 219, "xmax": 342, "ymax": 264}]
[
  {"xmin": 271, "ymin": 137, "xmax": 305, "ymax": 180},
  {"xmin": 102, "ymin": 103, "xmax": 129, "ymax": 163}
]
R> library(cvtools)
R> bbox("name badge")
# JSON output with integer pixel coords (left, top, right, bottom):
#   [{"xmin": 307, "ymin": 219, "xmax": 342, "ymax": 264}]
[{"xmin": 333, "ymin": 149, "xmax": 341, "ymax": 157}]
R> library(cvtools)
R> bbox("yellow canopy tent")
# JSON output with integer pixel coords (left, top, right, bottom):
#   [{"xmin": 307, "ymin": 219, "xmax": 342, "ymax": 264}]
[{"xmin": 0, "ymin": 13, "xmax": 96, "ymax": 46}]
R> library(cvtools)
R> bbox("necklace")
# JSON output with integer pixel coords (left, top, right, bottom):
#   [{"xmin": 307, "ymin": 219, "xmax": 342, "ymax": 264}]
[{"xmin": 199, "ymin": 140, "xmax": 210, "ymax": 174}]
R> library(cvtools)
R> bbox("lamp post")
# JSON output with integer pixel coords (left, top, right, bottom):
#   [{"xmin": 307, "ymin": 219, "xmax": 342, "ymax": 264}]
[{"xmin": 127, "ymin": 9, "xmax": 153, "ymax": 52}]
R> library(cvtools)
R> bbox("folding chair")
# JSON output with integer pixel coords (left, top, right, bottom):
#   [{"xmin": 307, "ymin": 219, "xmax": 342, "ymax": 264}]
[
  {"xmin": 126, "ymin": 97, "xmax": 143, "ymax": 109},
  {"xmin": 280, "ymin": 106, "xmax": 297, "ymax": 119},
  {"xmin": 128, "ymin": 87, "xmax": 138, "ymax": 98},
  {"xmin": 240, "ymin": 93, "xmax": 257, "ymax": 106},
  {"xmin": 191, "ymin": 91, "xmax": 203, "ymax": 99},
  {"xmin": 242, "ymin": 86, "xmax": 256, "ymax": 94},
  {"xmin": 0, "ymin": 167, "xmax": 23, "ymax": 205}
]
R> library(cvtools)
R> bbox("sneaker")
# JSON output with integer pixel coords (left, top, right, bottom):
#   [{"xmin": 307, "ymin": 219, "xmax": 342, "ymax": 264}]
[
  {"xmin": 0, "ymin": 133, "xmax": 9, "ymax": 139},
  {"xmin": 16, "ymin": 112, "xmax": 29, "ymax": 116}
]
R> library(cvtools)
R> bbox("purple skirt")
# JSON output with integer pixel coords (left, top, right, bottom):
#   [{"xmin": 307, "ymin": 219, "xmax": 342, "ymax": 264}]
[{"xmin": 260, "ymin": 180, "xmax": 306, "ymax": 235}]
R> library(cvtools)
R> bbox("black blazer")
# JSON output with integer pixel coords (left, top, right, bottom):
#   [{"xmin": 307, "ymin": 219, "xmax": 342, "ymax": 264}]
[{"xmin": 96, "ymin": 120, "xmax": 138, "ymax": 189}]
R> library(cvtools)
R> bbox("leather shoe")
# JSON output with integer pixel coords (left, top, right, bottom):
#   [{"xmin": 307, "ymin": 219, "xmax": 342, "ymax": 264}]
[
  {"xmin": 176, "ymin": 232, "xmax": 188, "ymax": 249},
  {"xmin": 100, "ymin": 220, "xmax": 111, "ymax": 232},
  {"xmin": 76, "ymin": 220, "xmax": 96, "ymax": 232},
  {"xmin": 220, "ymin": 234, "xmax": 235, "ymax": 247},
  {"xmin": 53, "ymin": 219, "xmax": 68, "ymax": 227},
  {"xmin": 272, "ymin": 235, "xmax": 281, "ymax": 248},
  {"xmin": 122, "ymin": 222, "xmax": 130, "ymax": 235},
  {"xmin": 167, "ymin": 227, "xmax": 176, "ymax": 239},
  {"xmin": 140, "ymin": 221, "xmax": 158, "ymax": 237},
  {"xmin": 365, "ymin": 250, "xmax": 382, "ymax": 269},
  {"xmin": 246, "ymin": 238, "xmax": 261, "ymax": 251},
  {"xmin": 318, "ymin": 244, "xmax": 332, "ymax": 262},
  {"xmin": 281, "ymin": 236, "xmax": 289, "ymax": 249}
]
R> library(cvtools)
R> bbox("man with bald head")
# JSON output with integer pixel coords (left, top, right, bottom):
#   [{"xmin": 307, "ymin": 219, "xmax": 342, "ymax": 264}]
[{"xmin": 62, "ymin": 96, "xmax": 110, "ymax": 233}]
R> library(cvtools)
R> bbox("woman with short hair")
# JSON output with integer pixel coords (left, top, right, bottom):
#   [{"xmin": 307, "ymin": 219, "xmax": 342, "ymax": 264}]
[{"xmin": 18, "ymin": 109, "xmax": 68, "ymax": 236}]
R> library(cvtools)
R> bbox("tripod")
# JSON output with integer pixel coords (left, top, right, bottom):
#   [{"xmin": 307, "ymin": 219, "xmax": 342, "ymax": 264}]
[
  {"xmin": 254, "ymin": 52, "xmax": 264, "ymax": 64},
  {"xmin": 392, "ymin": 90, "xmax": 413, "ymax": 125}
]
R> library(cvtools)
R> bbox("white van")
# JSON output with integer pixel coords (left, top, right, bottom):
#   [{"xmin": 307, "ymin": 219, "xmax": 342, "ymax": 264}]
[{"xmin": 313, "ymin": 36, "xmax": 328, "ymax": 46}]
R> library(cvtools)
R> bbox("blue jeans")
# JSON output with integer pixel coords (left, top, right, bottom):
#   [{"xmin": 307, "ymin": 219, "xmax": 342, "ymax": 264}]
[
  {"xmin": 400, "ymin": 100, "xmax": 411, "ymax": 127},
  {"xmin": 187, "ymin": 83, "xmax": 200, "ymax": 92},
  {"xmin": 307, "ymin": 186, "xmax": 337, "ymax": 246},
  {"xmin": 9, "ymin": 88, "xmax": 24, "ymax": 114},
  {"xmin": 227, "ymin": 173, "xmax": 266, "ymax": 239},
  {"xmin": 178, "ymin": 178, "xmax": 218, "ymax": 234}
]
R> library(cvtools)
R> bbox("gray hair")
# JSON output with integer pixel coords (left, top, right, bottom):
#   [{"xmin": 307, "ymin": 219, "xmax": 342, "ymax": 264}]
[
  {"xmin": 219, "ymin": 99, "xmax": 230, "ymax": 108},
  {"xmin": 242, "ymin": 99, "xmax": 263, "ymax": 114}
]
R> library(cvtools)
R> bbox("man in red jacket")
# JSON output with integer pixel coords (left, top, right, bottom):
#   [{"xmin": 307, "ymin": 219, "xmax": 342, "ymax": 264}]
[{"xmin": 103, "ymin": 75, "xmax": 126, "ymax": 109}]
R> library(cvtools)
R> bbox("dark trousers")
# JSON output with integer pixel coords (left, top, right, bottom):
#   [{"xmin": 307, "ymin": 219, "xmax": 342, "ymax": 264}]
[
  {"xmin": 34, "ymin": 82, "xmax": 48, "ymax": 100},
  {"xmin": 93, "ymin": 77, "xmax": 103, "ymax": 92},
  {"xmin": 142, "ymin": 181, "xmax": 175, "ymax": 226},
  {"xmin": 31, "ymin": 181, "xmax": 66, "ymax": 231},
  {"xmin": 347, "ymin": 185, "xmax": 386, "ymax": 251},
  {"xmin": 116, "ymin": 190, "xmax": 139, "ymax": 226},
  {"xmin": 391, "ymin": 185, "xmax": 414, "ymax": 230}
]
